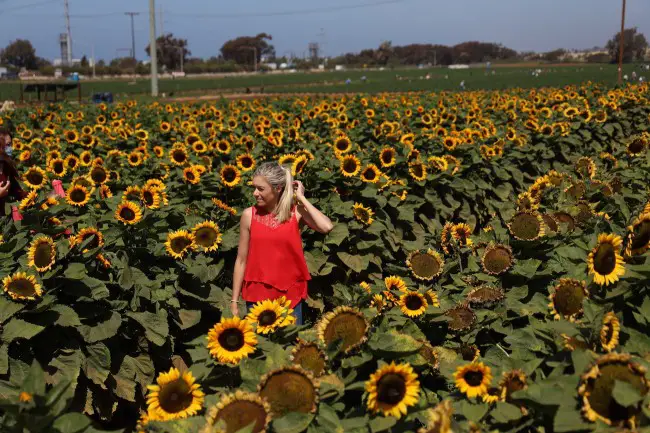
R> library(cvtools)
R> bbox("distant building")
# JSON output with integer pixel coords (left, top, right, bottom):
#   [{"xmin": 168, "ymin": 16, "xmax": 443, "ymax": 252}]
[{"xmin": 53, "ymin": 58, "xmax": 87, "ymax": 67}]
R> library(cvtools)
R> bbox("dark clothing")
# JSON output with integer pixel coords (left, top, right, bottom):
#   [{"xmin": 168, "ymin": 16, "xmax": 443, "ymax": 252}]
[{"xmin": 0, "ymin": 153, "xmax": 28, "ymax": 216}]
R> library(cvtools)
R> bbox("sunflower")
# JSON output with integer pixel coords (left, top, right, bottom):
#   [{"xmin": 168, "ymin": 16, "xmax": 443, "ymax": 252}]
[
  {"xmin": 360, "ymin": 164, "xmax": 382, "ymax": 183},
  {"xmin": 291, "ymin": 155, "xmax": 309, "ymax": 176},
  {"xmin": 482, "ymin": 387, "xmax": 501, "ymax": 404},
  {"xmin": 384, "ymin": 275, "xmax": 407, "ymax": 292},
  {"xmin": 408, "ymin": 162, "xmax": 427, "ymax": 181},
  {"xmin": 352, "ymin": 203, "xmax": 374, "ymax": 225},
  {"xmin": 290, "ymin": 339, "xmax": 328, "ymax": 377},
  {"xmin": 183, "ymin": 166, "xmax": 201, "ymax": 185},
  {"xmin": 140, "ymin": 187, "xmax": 161, "ymax": 209},
  {"xmin": 74, "ymin": 227, "xmax": 104, "ymax": 253},
  {"xmin": 89, "ymin": 165, "xmax": 109, "ymax": 185},
  {"xmin": 575, "ymin": 156, "xmax": 597, "ymax": 180},
  {"xmin": 333, "ymin": 135, "xmax": 352, "ymax": 153},
  {"xmin": 417, "ymin": 400, "xmax": 453, "ymax": 433},
  {"xmin": 399, "ymin": 291, "xmax": 428, "ymax": 318},
  {"xmin": 509, "ymin": 211, "xmax": 545, "ymax": 241},
  {"xmin": 445, "ymin": 304, "xmax": 476, "ymax": 332},
  {"xmin": 123, "ymin": 185, "xmax": 141, "ymax": 202},
  {"xmin": 127, "ymin": 151, "xmax": 143, "ymax": 167},
  {"xmin": 207, "ymin": 317, "xmax": 257, "ymax": 364},
  {"xmin": 115, "ymin": 201, "xmax": 143, "ymax": 225},
  {"xmin": 220, "ymin": 165, "xmax": 241, "ymax": 188},
  {"xmin": 165, "ymin": 230, "xmax": 195, "ymax": 260},
  {"xmin": 340, "ymin": 154, "xmax": 361, "ymax": 177},
  {"xmin": 627, "ymin": 136, "xmax": 646, "ymax": 156},
  {"xmin": 465, "ymin": 286, "xmax": 505, "ymax": 308},
  {"xmin": 204, "ymin": 391, "xmax": 271, "ymax": 433},
  {"xmin": 316, "ymin": 306, "xmax": 368, "ymax": 354},
  {"xmin": 454, "ymin": 362, "xmax": 492, "ymax": 398},
  {"xmin": 48, "ymin": 158, "xmax": 67, "ymax": 177},
  {"xmin": 22, "ymin": 167, "xmax": 48, "ymax": 190},
  {"xmin": 451, "ymin": 223, "xmax": 473, "ymax": 248},
  {"xmin": 587, "ymin": 233, "xmax": 625, "ymax": 286},
  {"xmin": 366, "ymin": 362, "xmax": 420, "ymax": 419},
  {"xmin": 258, "ymin": 366, "xmax": 319, "ymax": 416},
  {"xmin": 64, "ymin": 129, "xmax": 79, "ymax": 143},
  {"xmin": 146, "ymin": 368, "xmax": 204, "ymax": 421},
  {"xmin": 499, "ymin": 370, "xmax": 528, "ymax": 401},
  {"xmin": 481, "ymin": 244, "xmax": 514, "ymax": 275},
  {"xmin": 578, "ymin": 353, "xmax": 649, "ymax": 427},
  {"xmin": 379, "ymin": 147, "xmax": 397, "ymax": 168},
  {"xmin": 170, "ymin": 148, "xmax": 188, "ymax": 166},
  {"xmin": 215, "ymin": 140, "xmax": 231, "ymax": 154},
  {"xmin": 246, "ymin": 297, "xmax": 294, "ymax": 334},
  {"xmin": 19, "ymin": 190, "xmax": 37, "ymax": 210},
  {"xmin": 27, "ymin": 236, "xmax": 56, "ymax": 273},
  {"xmin": 65, "ymin": 185, "xmax": 90, "ymax": 207},
  {"xmin": 2, "ymin": 272, "xmax": 42, "ymax": 301},
  {"xmin": 406, "ymin": 249, "xmax": 444, "ymax": 281},
  {"xmin": 212, "ymin": 198, "xmax": 237, "ymax": 216},
  {"xmin": 236, "ymin": 153, "xmax": 256, "ymax": 172},
  {"xmin": 548, "ymin": 278, "xmax": 588, "ymax": 321},
  {"xmin": 600, "ymin": 312, "xmax": 620, "ymax": 353},
  {"xmin": 625, "ymin": 213, "xmax": 650, "ymax": 256}
]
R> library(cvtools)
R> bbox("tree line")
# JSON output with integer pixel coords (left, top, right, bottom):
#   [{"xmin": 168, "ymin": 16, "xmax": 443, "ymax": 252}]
[{"xmin": 0, "ymin": 28, "xmax": 647, "ymax": 77}]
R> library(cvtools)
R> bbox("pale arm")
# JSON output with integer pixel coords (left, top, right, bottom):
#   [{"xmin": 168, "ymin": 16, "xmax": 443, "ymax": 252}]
[
  {"xmin": 297, "ymin": 196, "xmax": 334, "ymax": 234},
  {"xmin": 231, "ymin": 208, "xmax": 252, "ymax": 316}
]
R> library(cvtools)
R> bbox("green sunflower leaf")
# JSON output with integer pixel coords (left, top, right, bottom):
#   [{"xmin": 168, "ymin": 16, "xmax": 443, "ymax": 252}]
[{"xmin": 612, "ymin": 380, "xmax": 645, "ymax": 407}]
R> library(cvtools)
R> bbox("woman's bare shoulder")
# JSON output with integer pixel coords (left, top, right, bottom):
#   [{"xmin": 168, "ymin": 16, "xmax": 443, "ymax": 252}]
[{"xmin": 241, "ymin": 207, "xmax": 253, "ymax": 223}]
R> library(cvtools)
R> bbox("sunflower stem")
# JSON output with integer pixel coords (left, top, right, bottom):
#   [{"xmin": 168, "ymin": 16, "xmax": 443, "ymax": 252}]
[{"xmin": 496, "ymin": 343, "xmax": 510, "ymax": 357}]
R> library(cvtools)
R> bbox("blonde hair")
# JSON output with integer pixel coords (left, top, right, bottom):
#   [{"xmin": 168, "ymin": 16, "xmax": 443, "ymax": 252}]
[{"xmin": 253, "ymin": 162, "xmax": 294, "ymax": 223}]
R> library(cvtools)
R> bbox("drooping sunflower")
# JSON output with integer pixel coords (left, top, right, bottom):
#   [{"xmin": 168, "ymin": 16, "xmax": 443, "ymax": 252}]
[
  {"xmin": 548, "ymin": 278, "xmax": 588, "ymax": 322},
  {"xmin": 140, "ymin": 186, "xmax": 161, "ymax": 209},
  {"xmin": 578, "ymin": 353, "xmax": 649, "ymax": 427},
  {"xmin": 587, "ymin": 233, "xmax": 625, "ymax": 286},
  {"xmin": 115, "ymin": 201, "xmax": 143, "ymax": 225},
  {"xmin": 625, "ymin": 213, "xmax": 650, "ymax": 256},
  {"xmin": 246, "ymin": 297, "xmax": 295, "ymax": 334},
  {"xmin": 379, "ymin": 147, "xmax": 397, "ymax": 168},
  {"xmin": 146, "ymin": 368, "xmax": 204, "ymax": 421},
  {"xmin": 122, "ymin": 185, "xmax": 141, "ymax": 202},
  {"xmin": 65, "ymin": 185, "xmax": 90, "ymax": 207},
  {"xmin": 509, "ymin": 211, "xmax": 546, "ymax": 241},
  {"xmin": 417, "ymin": 400, "xmax": 453, "ymax": 433},
  {"xmin": 27, "ymin": 236, "xmax": 56, "ymax": 273},
  {"xmin": 204, "ymin": 391, "xmax": 271, "ymax": 433},
  {"xmin": 207, "ymin": 317, "xmax": 257, "ymax": 364},
  {"xmin": 399, "ymin": 291, "xmax": 428, "ymax": 318},
  {"xmin": 600, "ymin": 312, "xmax": 620, "ymax": 353},
  {"xmin": 445, "ymin": 304, "xmax": 476, "ymax": 332},
  {"xmin": 19, "ymin": 189, "xmax": 37, "ymax": 210},
  {"xmin": 212, "ymin": 198, "xmax": 237, "ymax": 216},
  {"xmin": 352, "ymin": 202, "xmax": 374, "ymax": 225},
  {"xmin": 290, "ymin": 339, "xmax": 328, "ymax": 377},
  {"xmin": 235, "ymin": 153, "xmax": 256, "ymax": 172},
  {"xmin": 465, "ymin": 286, "xmax": 505, "ymax": 308},
  {"xmin": 2, "ymin": 272, "xmax": 42, "ymax": 301},
  {"xmin": 74, "ymin": 227, "xmax": 104, "ymax": 253},
  {"xmin": 408, "ymin": 162, "xmax": 427, "ymax": 181},
  {"xmin": 291, "ymin": 155, "xmax": 309, "ymax": 177},
  {"xmin": 360, "ymin": 164, "xmax": 382, "ymax": 183},
  {"xmin": 22, "ymin": 166, "xmax": 48, "ymax": 190},
  {"xmin": 165, "ymin": 230, "xmax": 195, "ymax": 260},
  {"xmin": 220, "ymin": 164, "xmax": 241, "ymax": 188},
  {"xmin": 499, "ymin": 369, "xmax": 528, "ymax": 401},
  {"xmin": 316, "ymin": 306, "xmax": 368, "ymax": 354},
  {"xmin": 451, "ymin": 223, "xmax": 473, "ymax": 248},
  {"xmin": 454, "ymin": 362, "xmax": 492, "ymax": 398},
  {"xmin": 384, "ymin": 275, "xmax": 407, "ymax": 292},
  {"xmin": 340, "ymin": 154, "xmax": 361, "ymax": 177},
  {"xmin": 406, "ymin": 249, "xmax": 444, "ymax": 281},
  {"xmin": 258, "ymin": 365, "xmax": 319, "ymax": 416},
  {"xmin": 481, "ymin": 243, "xmax": 514, "ymax": 275},
  {"xmin": 366, "ymin": 362, "xmax": 420, "ymax": 419}
]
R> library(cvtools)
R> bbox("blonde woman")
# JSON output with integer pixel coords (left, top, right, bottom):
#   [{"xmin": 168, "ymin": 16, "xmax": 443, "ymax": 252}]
[{"xmin": 231, "ymin": 162, "xmax": 334, "ymax": 324}]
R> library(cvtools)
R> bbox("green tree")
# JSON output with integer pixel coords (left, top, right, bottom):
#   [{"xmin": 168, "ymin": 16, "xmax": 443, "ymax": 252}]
[
  {"xmin": 606, "ymin": 27, "xmax": 648, "ymax": 63},
  {"xmin": 220, "ymin": 33, "xmax": 275, "ymax": 68},
  {"xmin": 0, "ymin": 39, "xmax": 38, "ymax": 69},
  {"xmin": 145, "ymin": 33, "xmax": 190, "ymax": 71}
]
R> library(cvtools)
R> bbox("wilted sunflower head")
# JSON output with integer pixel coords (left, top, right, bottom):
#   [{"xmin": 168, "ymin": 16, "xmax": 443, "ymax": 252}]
[
  {"xmin": 588, "ymin": 233, "xmax": 625, "ymax": 286},
  {"xmin": 578, "ymin": 353, "xmax": 649, "ymax": 427},
  {"xmin": 146, "ymin": 368, "xmax": 204, "ymax": 421},
  {"xmin": 509, "ymin": 211, "xmax": 545, "ymax": 241},
  {"xmin": 600, "ymin": 312, "xmax": 620, "ymax": 353},
  {"xmin": 625, "ymin": 213, "xmax": 650, "ymax": 256},
  {"xmin": 258, "ymin": 366, "xmax": 319, "ymax": 416},
  {"xmin": 481, "ymin": 244, "xmax": 514, "ymax": 275},
  {"xmin": 500, "ymin": 370, "xmax": 528, "ymax": 401},
  {"xmin": 575, "ymin": 156, "xmax": 597, "ymax": 180},
  {"xmin": 207, "ymin": 317, "xmax": 258, "ymax": 365},
  {"xmin": 445, "ymin": 304, "xmax": 476, "ymax": 332},
  {"xmin": 465, "ymin": 286, "xmax": 505, "ymax": 308},
  {"xmin": 290, "ymin": 340, "xmax": 328, "ymax": 377},
  {"xmin": 2, "ymin": 272, "xmax": 42, "ymax": 301},
  {"xmin": 417, "ymin": 400, "xmax": 453, "ymax": 433},
  {"xmin": 548, "ymin": 278, "xmax": 588, "ymax": 321},
  {"xmin": 365, "ymin": 362, "xmax": 420, "ymax": 419},
  {"xmin": 28, "ymin": 237, "xmax": 56, "ymax": 273},
  {"xmin": 317, "ymin": 306, "xmax": 368, "ymax": 354},
  {"xmin": 406, "ymin": 249, "xmax": 444, "ymax": 281},
  {"xmin": 205, "ymin": 391, "xmax": 271, "ymax": 433}
]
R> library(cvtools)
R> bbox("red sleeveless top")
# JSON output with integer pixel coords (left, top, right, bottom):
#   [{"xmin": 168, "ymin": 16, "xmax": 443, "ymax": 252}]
[{"xmin": 242, "ymin": 205, "xmax": 311, "ymax": 308}]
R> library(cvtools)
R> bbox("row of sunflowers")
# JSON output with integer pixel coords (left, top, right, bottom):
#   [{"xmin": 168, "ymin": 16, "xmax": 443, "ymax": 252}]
[{"xmin": 0, "ymin": 82, "xmax": 649, "ymax": 433}]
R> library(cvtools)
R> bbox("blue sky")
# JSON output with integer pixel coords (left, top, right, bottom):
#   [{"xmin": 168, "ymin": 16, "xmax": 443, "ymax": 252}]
[{"xmin": 1, "ymin": 0, "xmax": 649, "ymax": 62}]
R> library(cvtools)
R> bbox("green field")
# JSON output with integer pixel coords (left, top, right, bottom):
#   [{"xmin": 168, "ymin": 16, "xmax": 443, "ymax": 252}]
[{"xmin": 0, "ymin": 63, "xmax": 642, "ymax": 102}]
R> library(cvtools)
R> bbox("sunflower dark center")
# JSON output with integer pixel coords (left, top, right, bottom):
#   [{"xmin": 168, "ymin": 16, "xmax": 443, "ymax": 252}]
[
  {"xmin": 173, "ymin": 151, "xmax": 187, "ymax": 162},
  {"xmin": 293, "ymin": 346, "xmax": 326, "ymax": 376},
  {"xmin": 343, "ymin": 159, "xmax": 358, "ymax": 173},
  {"xmin": 218, "ymin": 328, "xmax": 245, "ymax": 351},
  {"xmin": 70, "ymin": 189, "xmax": 87, "ymax": 203},
  {"xmin": 411, "ymin": 164, "xmax": 424, "ymax": 177},
  {"xmin": 376, "ymin": 373, "xmax": 407, "ymax": 405},
  {"xmin": 484, "ymin": 247, "xmax": 512, "ymax": 273},
  {"xmin": 405, "ymin": 294, "xmax": 424, "ymax": 311},
  {"xmin": 587, "ymin": 363, "xmax": 648, "ymax": 424},
  {"xmin": 9, "ymin": 279, "xmax": 37, "ymax": 297},
  {"xmin": 258, "ymin": 310, "xmax": 278, "ymax": 326},
  {"xmin": 53, "ymin": 162, "xmax": 64, "ymax": 173},
  {"xmin": 410, "ymin": 253, "xmax": 440, "ymax": 278},
  {"xmin": 91, "ymin": 168, "xmax": 107, "ymax": 183},
  {"xmin": 447, "ymin": 308, "xmax": 475, "ymax": 331},
  {"xmin": 354, "ymin": 208, "xmax": 369, "ymax": 222},
  {"xmin": 554, "ymin": 282, "xmax": 585, "ymax": 316},
  {"xmin": 464, "ymin": 371, "xmax": 484, "ymax": 387},
  {"xmin": 157, "ymin": 379, "xmax": 193, "ymax": 414},
  {"xmin": 186, "ymin": 171, "xmax": 196, "ymax": 181},
  {"xmin": 26, "ymin": 172, "xmax": 44, "ymax": 185},
  {"xmin": 216, "ymin": 401, "xmax": 268, "ymax": 433},
  {"xmin": 511, "ymin": 214, "xmax": 541, "ymax": 239},
  {"xmin": 594, "ymin": 243, "xmax": 616, "ymax": 275},
  {"xmin": 120, "ymin": 207, "xmax": 136, "ymax": 221},
  {"xmin": 143, "ymin": 191, "xmax": 155, "ymax": 206},
  {"xmin": 81, "ymin": 233, "xmax": 100, "ymax": 249},
  {"xmin": 34, "ymin": 243, "xmax": 53, "ymax": 267},
  {"xmin": 171, "ymin": 236, "xmax": 192, "ymax": 253},
  {"xmin": 323, "ymin": 312, "xmax": 367, "ymax": 352},
  {"xmin": 631, "ymin": 221, "xmax": 650, "ymax": 250},
  {"xmin": 336, "ymin": 140, "xmax": 349, "ymax": 151},
  {"xmin": 242, "ymin": 157, "xmax": 253, "ymax": 168},
  {"xmin": 382, "ymin": 151, "xmax": 394, "ymax": 163},
  {"xmin": 628, "ymin": 139, "xmax": 645, "ymax": 154},
  {"xmin": 68, "ymin": 159, "xmax": 77, "ymax": 169}
]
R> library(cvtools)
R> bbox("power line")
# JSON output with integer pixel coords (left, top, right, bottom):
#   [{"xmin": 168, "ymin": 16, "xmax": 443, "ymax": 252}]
[{"xmin": 0, "ymin": 0, "xmax": 58, "ymax": 14}]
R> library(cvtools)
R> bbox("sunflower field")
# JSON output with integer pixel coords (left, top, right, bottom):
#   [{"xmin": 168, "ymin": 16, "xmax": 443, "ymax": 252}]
[{"xmin": 1, "ymin": 82, "xmax": 650, "ymax": 433}]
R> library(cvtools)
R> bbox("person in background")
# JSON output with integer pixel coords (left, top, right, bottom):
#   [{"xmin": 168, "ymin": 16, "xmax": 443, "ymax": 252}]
[
  {"xmin": 0, "ymin": 133, "xmax": 28, "ymax": 217},
  {"xmin": 230, "ymin": 162, "xmax": 334, "ymax": 324}
]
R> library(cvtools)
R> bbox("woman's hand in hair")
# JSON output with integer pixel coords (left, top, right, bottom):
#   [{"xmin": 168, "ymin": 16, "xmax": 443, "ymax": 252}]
[
  {"xmin": 293, "ymin": 180, "xmax": 305, "ymax": 201},
  {"xmin": 0, "ymin": 180, "xmax": 9, "ymax": 198}
]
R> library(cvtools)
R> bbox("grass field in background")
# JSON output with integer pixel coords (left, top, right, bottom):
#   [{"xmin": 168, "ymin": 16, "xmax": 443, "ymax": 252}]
[{"xmin": 0, "ymin": 63, "xmax": 644, "ymax": 102}]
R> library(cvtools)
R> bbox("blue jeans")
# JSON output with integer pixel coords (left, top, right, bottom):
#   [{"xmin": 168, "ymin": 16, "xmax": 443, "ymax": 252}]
[{"xmin": 246, "ymin": 301, "xmax": 303, "ymax": 326}]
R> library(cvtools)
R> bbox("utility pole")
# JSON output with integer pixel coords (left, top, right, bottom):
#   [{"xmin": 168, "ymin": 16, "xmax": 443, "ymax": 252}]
[
  {"xmin": 149, "ymin": 0, "xmax": 159, "ymax": 96},
  {"xmin": 125, "ymin": 12, "xmax": 140, "ymax": 60},
  {"xmin": 159, "ymin": 7, "xmax": 164, "ymax": 36},
  {"xmin": 64, "ymin": 0, "xmax": 73, "ymax": 66},
  {"xmin": 617, "ymin": 0, "xmax": 626, "ymax": 85}
]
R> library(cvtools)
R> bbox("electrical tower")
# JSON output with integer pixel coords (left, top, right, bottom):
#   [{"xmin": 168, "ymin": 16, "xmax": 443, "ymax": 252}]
[
  {"xmin": 308, "ymin": 42, "xmax": 319, "ymax": 64},
  {"xmin": 64, "ymin": 0, "xmax": 72, "ymax": 65},
  {"xmin": 125, "ymin": 12, "xmax": 140, "ymax": 60}
]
